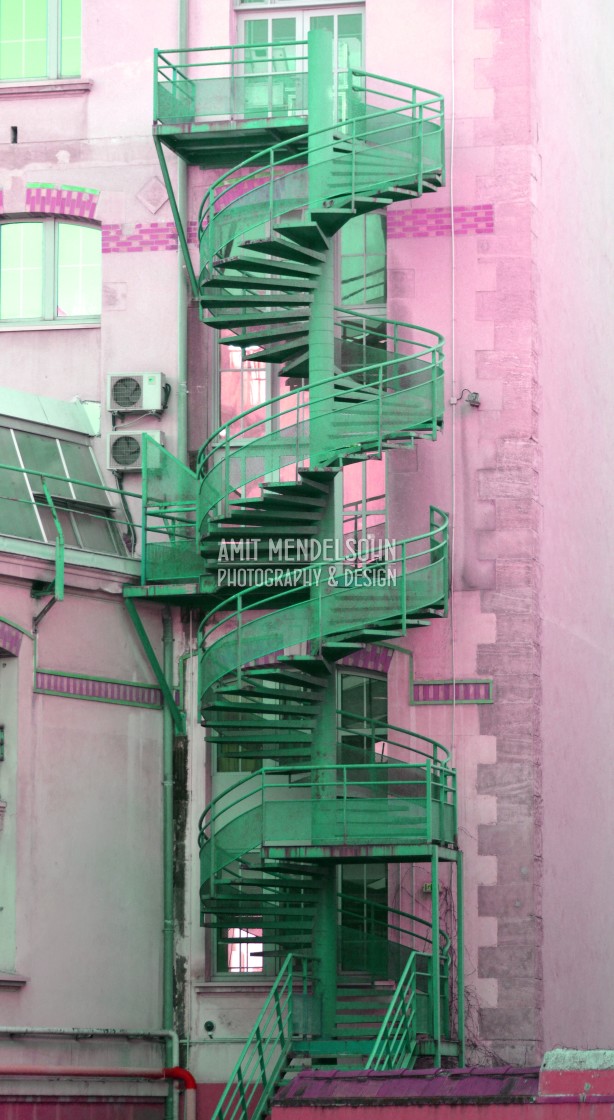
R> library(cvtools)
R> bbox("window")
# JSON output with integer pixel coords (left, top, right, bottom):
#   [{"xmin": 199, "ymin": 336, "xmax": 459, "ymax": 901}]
[
  {"xmin": 340, "ymin": 213, "xmax": 387, "ymax": 309},
  {"xmin": 219, "ymin": 335, "xmax": 268, "ymax": 435},
  {"xmin": 0, "ymin": 220, "xmax": 101, "ymax": 324},
  {"xmin": 0, "ymin": 0, "xmax": 80, "ymax": 81},
  {"xmin": 339, "ymin": 670, "xmax": 387, "ymax": 762},
  {"xmin": 0, "ymin": 426, "xmax": 125, "ymax": 556},
  {"xmin": 238, "ymin": 7, "xmax": 362, "ymax": 119}
]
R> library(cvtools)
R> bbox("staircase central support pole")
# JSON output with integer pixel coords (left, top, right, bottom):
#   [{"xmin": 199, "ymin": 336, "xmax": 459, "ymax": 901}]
[
  {"xmin": 308, "ymin": 27, "xmax": 335, "ymax": 465},
  {"xmin": 456, "ymin": 850, "xmax": 465, "ymax": 1066},
  {"xmin": 431, "ymin": 850, "xmax": 441, "ymax": 1067},
  {"xmin": 307, "ymin": 27, "xmax": 340, "ymax": 1042}
]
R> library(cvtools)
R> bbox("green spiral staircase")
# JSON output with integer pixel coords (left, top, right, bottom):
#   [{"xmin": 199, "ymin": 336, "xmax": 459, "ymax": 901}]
[{"xmin": 144, "ymin": 29, "xmax": 464, "ymax": 1120}]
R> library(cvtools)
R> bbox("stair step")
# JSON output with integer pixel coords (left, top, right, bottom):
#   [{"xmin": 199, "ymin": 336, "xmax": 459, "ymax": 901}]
[
  {"xmin": 244, "ymin": 235, "xmax": 327, "ymax": 264},
  {"xmin": 274, "ymin": 222, "xmax": 330, "ymax": 253},
  {"xmin": 215, "ymin": 253, "xmax": 322, "ymax": 277},
  {"xmin": 207, "ymin": 309, "xmax": 308, "ymax": 328},
  {"xmin": 202, "ymin": 274, "xmax": 318, "ymax": 293},
  {"xmin": 202, "ymin": 297, "xmax": 312, "ymax": 314}
]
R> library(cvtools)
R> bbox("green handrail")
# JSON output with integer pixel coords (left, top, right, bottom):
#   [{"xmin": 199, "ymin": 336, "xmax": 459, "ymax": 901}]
[
  {"xmin": 197, "ymin": 98, "xmax": 443, "ymax": 268},
  {"xmin": 210, "ymin": 953, "xmax": 301, "ymax": 1120},
  {"xmin": 197, "ymin": 760, "xmax": 454, "ymax": 851},
  {"xmin": 198, "ymin": 508, "xmax": 448, "ymax": 698},
  {"xmin": 365, "ymin": 952, "xmax": 419, "ymax": 1070}
]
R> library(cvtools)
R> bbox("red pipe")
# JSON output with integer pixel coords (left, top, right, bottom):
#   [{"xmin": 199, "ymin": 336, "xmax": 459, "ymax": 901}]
[{"xmin": 0, "ymin": 1067, "xmax": 197, "ymax": 1119}]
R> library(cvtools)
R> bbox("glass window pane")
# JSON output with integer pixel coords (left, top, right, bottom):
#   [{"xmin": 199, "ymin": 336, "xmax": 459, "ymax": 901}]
[
  {"xmin": 38, "ymin": 503, "xmax": 79, "ymax": 547},
  {"xmin": 0, "ymin": 428, "xmax": 43, "ymax": 540},
  {"xmin": 366, "ymin": 214, "xmax": 385, "ymax": 254},
  {"xmin": 60, "ymin": 440, "xmax": 110, "ymax": 505},
  {"xmin": 0, "ymin": 0, "xmax": 47, "ymax": 80},
  {"xmin": 0, "ymin": 223, "xmax": 44, "ymax": 320},
  {"xmin": 60, "ymin": 0, "xmax": 80, "ymax": 75},
  {"xmin": 14, "ymin": 431, "xmax": 71, "ymax": 498},
  {"xmin": 73, "ymin": 511, "xmax": 123, "ymax": 554},
  {"xmin": 341, "ymin": 218, "xmax": 365, "ymax": 255},
  {"xmin": 310, "ymin": 15, "xmax": 334, "ymax": 34},
  {"xmin": 56, "ymin": 224, "xmax": 101, "ymax": 317}
]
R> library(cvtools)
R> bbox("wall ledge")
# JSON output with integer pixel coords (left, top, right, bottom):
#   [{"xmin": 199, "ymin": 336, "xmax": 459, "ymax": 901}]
[
  {"xmin": 0, "ymin": 79, "xmax": 92, "ymax": 99},
  {"xmin": 0, "ymin": 972, "xmax": 28, "ymax": 989}
]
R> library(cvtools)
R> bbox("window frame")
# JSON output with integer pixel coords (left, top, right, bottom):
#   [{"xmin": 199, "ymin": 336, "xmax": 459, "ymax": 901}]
[
  {"xmin": 0, "ymin": 217, "xmax": 102, "ymax": 329},
  {"xmin": 0, "ymin": 423, "xmax": 125, "ymax": 558},
  {"xmin": 0, "ymin": 0, "xmax": 81, "ymax": 83}
]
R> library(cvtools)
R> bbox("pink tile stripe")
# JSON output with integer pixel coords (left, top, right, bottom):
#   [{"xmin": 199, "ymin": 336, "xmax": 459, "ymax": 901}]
[
  {"xmin": 248, "ymin": 644, "xmax": 393, "ymax": 674},
  {"xmin": 35, "ymin": 671, "xmax": 163, "ymax": 707},
  {"xmin": 26, "ymin": 183, "xmax": 99, "ymax": 220},
  {"xmin": 413, "ymin": 679, "xmax": 492, "ymax": 703},
  {"xmin": 388, "ymin": 203, "xmax": 494, "ymax": 239},
  {"xmin": 0, "ymin": 621, "xmax": 23, "ymax": 656}
]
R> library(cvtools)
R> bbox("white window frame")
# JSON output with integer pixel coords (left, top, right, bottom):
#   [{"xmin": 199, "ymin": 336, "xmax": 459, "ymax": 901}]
[
  {"xmin": 0, "ymin": 218, "xmax": 101, "ymax": 329},
  {"xmin": 235, "ymin": 0, "xmax": 360, "ymax": 8},
  {"xmin": 0, "ymin": 0, "xmax": 80, "ymax": 82}
]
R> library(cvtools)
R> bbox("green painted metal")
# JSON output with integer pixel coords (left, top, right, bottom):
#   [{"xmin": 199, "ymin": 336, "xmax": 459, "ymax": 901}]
[
  {"xmin": 124, "ymin": 597, "xmax": 186, "ymax": 735},
  {"xmin": 210, "ymin": 953, "xmax": 303, "ymax": 1120},
  {"xmin": 365, "ymin": 953, "xmax": 419, "ymax": 1070},
  {"xmin": 150, "ymin": 26, "xmax": 463, "ymax": 1100},
  {"xmin": 141, "ymin": 434, "xmax": 199, "ymax": 584}
]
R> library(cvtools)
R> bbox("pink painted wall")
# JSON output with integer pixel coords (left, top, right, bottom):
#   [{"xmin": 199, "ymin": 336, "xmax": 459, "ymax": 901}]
[
  {"xmin": 2, "ymin": 0, "xmax": 612, "ymax": 1095},
  {"xmin": 535, "ymin": 0, "xmax": 614, "ymax": 1048}
]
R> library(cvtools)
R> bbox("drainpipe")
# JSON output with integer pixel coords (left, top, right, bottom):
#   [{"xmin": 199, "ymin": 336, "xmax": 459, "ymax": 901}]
[
  {"xmin": 163, "ymin": 608, "xmax": 176, "ymax": 1117},
  {"xmin": 0, "ymin": 1027, "xmax": 178, "ymax": 1063},
  {"xmin": 0, "ymin": 1068, "xmax": 196, "ymax": 1120},
  {"xmin": 176, "ymin": 0, "xmax": 189, "ymax": 466}
]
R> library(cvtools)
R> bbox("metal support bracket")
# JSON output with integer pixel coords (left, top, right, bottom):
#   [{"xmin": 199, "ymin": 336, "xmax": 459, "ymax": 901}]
[
  {"xmin": 153, "ymin": 135, "xmax": 199, "ymax": 300},
  {"xmin": 124, "ymin": 596, "xmax": 187, "ymax": 734}
]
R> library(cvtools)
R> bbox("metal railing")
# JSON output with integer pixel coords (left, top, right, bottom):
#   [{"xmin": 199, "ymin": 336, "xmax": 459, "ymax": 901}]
[
  {"xmin": 198, "ymin": 757, "xmax": 455, "ymax": 859},
  {"xmin": 197, "ymin": 81, "xmax": 444, "ymax": 271},
  {"xmin": 197, "ymin": 313, "xmax": 444, "ymax": 524},
  {"xmin": 199, "ymin": 507, "xmax": 448, "ymax": 696},
  {"xmin": 0, "ymin": 459, "xmax": 143, "ymax": 570},
  {"xmin": 210, "ymin": 953, "xmax": 305, "ymax": 1120},
  {"xmin": 365, "ymin": 951, "xmax": 419, "ymax": 1070},
  {"xmin": 154, "ymin": 41, "xmax": 310, "ymax": 125}
]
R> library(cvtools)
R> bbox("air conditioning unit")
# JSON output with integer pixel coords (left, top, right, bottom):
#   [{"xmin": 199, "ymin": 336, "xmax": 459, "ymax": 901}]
[
  {"xmin": 107, "ymin": 430, "xmax": 165, "ymax": 472},
  {"xmin": 107, "ymin": 373, "xmax": 167, "ymax": 413}
]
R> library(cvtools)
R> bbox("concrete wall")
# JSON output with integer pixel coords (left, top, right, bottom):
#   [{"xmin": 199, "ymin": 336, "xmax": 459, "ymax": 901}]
[
  {"xmin": 3, "ymin": 0, "xmax": 613, "ymax": 1102},
  {"xmin": 535, "ymin": 0, "xmax": 614, "ymax": 1049}
]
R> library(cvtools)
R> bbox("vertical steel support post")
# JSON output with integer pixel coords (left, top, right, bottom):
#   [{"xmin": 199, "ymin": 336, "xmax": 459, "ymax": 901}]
[
  {"xmin": 305, "ymin": 26, "xmax": 340, "ymax": 1043},
  {"xmin": 456, "ymin": 850, "xmax": 465, "ymax": 1066},
  {"xmin": 162, "ymin": 608, "xmax": 176, "ymax": 1120},
  {"xmin": 430, "ymin": 849, "xmax": 441, "ymax": 1067},
  {"xmin": 307, "ymin": 27, "xmax": 335, "ymax": 466}
]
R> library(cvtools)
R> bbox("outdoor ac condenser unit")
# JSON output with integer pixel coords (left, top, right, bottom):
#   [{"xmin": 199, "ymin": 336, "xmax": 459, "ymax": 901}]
[
  {"xmin": 107, "ymin": 430, "xmax": 164, "ymax": 472},
  {"xmin": 107, "ymin": 373, "xmax": 167, "ymax": 412}
]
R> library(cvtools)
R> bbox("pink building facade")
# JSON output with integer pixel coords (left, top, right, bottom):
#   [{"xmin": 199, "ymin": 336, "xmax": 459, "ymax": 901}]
[{"xmin": 0, "ymin": 0, "xmax": 612, "ymax": 1115}]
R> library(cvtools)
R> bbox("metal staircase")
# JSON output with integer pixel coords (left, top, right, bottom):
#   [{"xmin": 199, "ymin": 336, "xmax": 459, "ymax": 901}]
[{"xmin": 146, "ymin": 28, "xmax": 465, "ymax": 1120}]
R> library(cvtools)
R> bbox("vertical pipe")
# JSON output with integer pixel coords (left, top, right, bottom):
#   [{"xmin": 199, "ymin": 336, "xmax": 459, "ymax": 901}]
[
  {"xmin": 306, "ymin": 25, "xmax": 340, "ymax": 1043},
  {"xmin": 307, "ymin": 27, "xmax": 335, "ymax": 465},
  {"xmin": 162, "ymin": 608, "xmax": 176, "ymax": 1119},
  {"xmin": 176, "ymin": 0, "xmax": 189, "ymax": 466},
  {"xmin": 455, "ymin": 850, "xmax": 465, "ymax": 1066},
  {"xmin": 430, "ymin": 850, "xmax": 441, "ymax": 1067}
]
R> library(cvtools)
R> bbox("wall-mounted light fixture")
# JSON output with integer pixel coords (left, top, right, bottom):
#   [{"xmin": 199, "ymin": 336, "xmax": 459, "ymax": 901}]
[{"xmin": 450, "ymin": 389, "xmax": 480, "ymax": 408}]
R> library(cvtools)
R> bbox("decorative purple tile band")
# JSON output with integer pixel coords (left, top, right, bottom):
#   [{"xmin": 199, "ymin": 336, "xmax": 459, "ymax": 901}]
[
  {"xmin": 0, "ymin": 621, "xmax": 23, "ymax": 657},
  {"xmin": 338, "ymin": 645, "xmax": 394, "ymax": 673},
  {"xmin": 26, "ymin": 183, "xmax": 100, "ymax": 220},
  {"xmin": 248, "ymin": 644, "xmax": 393, "ymax": 674},
  {"xmin": 388, "ymin": 204, "xmax": 494, "ymax": 239},
  {"xmin": 35, "ymin": 671, "xmax": 163, "ymax": 708},
  {"xmin": 412, "ymin": 679, "xmax": 492, "ymax": 704},
  {"xmin": 102, "ymin": 221, "xmax": 200, "ymax": 254}
]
